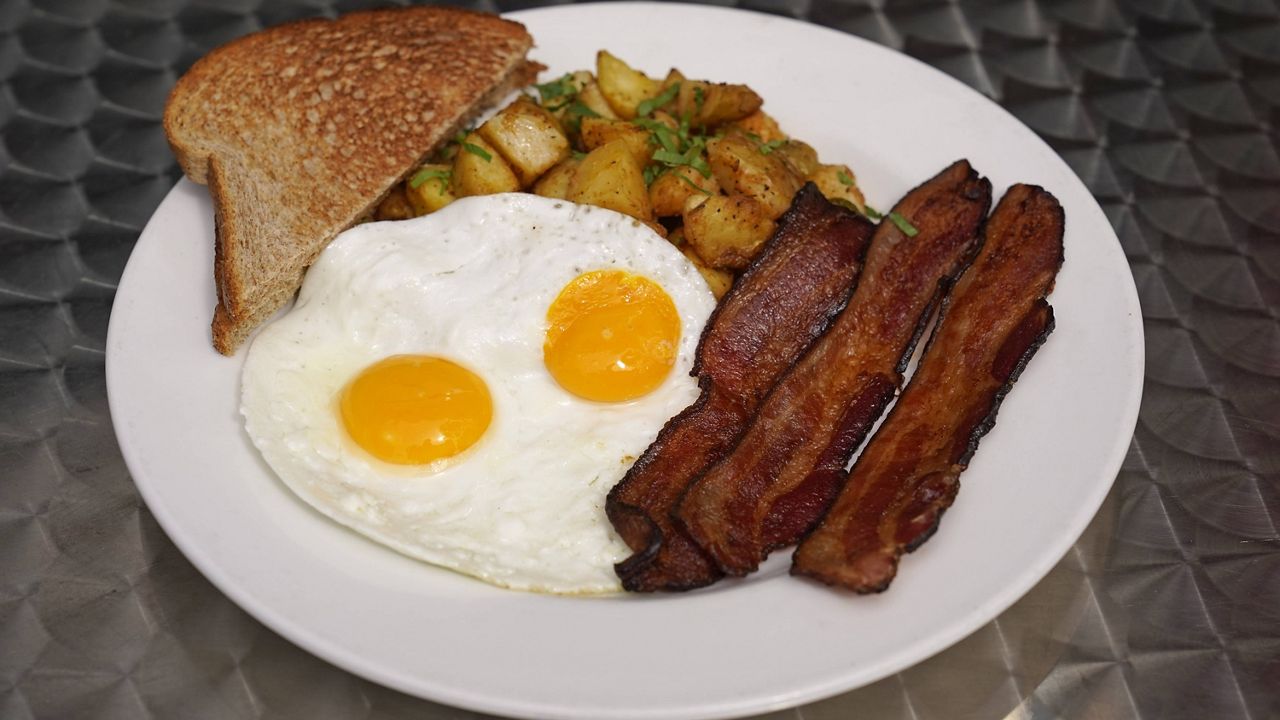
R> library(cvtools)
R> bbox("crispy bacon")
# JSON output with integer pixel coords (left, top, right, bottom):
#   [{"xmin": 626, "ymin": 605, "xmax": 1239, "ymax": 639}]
[
  {"xmin": 792, "ymin": 184, "xmax": 1065, "ymax": 592},
  {"xmin": 676, "ymin": 160, "xmax": 992, "ymax": 575},
  {"xmin": 607, "ymin": 185, "xmax": 874, "ymax": 592}
]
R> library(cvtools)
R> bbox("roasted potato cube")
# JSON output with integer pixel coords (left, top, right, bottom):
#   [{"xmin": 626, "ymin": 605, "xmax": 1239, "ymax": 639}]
[
  {"xmin": 533, "ymin": 157, "xmax": 581, "ymax": 200},
  {"xmin": 405, "ymin": 164, "xmax": 456, "ymax": 214},
  {"xmin": 773, "ymin": 139, "xmax": 820, "ymax": 178},
  {"xmin": 640, "ymin": 219, "xmax": 669, "ymax": 239},
  {"xmin": 580, "ymin": 117, "xmax": 653, "ymax": 167},
  {"xmin": 706, "ymin": 135, "xmax": 804, "ymax": 219},
  {"xmin": 478, "ymin": 99, "xmax": 571, "ymax": 187},
  {"xmin": 649, "ymin": 165, "xmax": 719, "ymax": 218},
  {"xmin": 730, "ymin": 110, "xmax": 786, "ymax": 144},
  {"xmin": 568, "ymin": 138, "xmax": 653, "ymax": 221},
  {"xmin": 809, "ymin": 163, "xmax": 867, "ymax": 213},
  {"xmin": 452, "ymin": 132, "xmax": 520, "ymax": 197},
  {"xmin": 576, "ymin": 81, "xmax": 619, "ymax": 120},
  {"xmin": 680, "ymin": 243, "xmax": 735, "ymax": 299},
  {"xmin": 662, "ymin": 68, "xmax": 686, "ymax": 91},
  {"xmin": 375, "ymin": 184, "xmax": 416, "ymax": 221},
  {"xmin": 682, "ymin": 193, "xmax": 775, "ymax": 270},
  {"xmin": 677, "ymin": 80, "xmax": 763, "ymax": 128},
  {"xmin": 596, "ymin": 50, "xmax": 660, "ymax": 120}
]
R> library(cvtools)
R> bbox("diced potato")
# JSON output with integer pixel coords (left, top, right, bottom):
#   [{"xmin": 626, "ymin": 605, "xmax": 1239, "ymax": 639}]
[
  {"xmin": 532, "ymin": 157, "xmax": 581, "ymax": 200},
  {"xmin": 706, "ymin": 135, "xmax": 804, "ymax": 219},
  {"xmin": 677, "ymin": 81, "xmax": 763, "ymax": 128},
  {"xmin": 773, "ymin": 139, "xmax": 820, "ymax": 178},
  {"xmin": 478, "ymin": 99, "xmax": 571, "ymax": 187},
  {"xmin": 662, "ymin": 68, "xmax": 686, "ymax": 91},
  {"xmin": 568, "ymin": 138, "xmax": 653, "ymax": 221},
  {"xmin": 730, "ymin": 110, "xmax": 786, "ymax": 144},
  {"xmin": 682, "ymin": 193, "xmax": 776, "ymax": 270},
  {"xmin": 375, "ymin": 184, "xmax": 416, "ymax": 221},
  {"xmin": 596, "ymin": 50, "xmax": 660, "ymax": 120},
  {"xmin": 451, "ymin": 132, "xmax": 520, "ymax": 197},
  {"xmin": 683, "ymin": 191, "xmax": 710, "ymax": 216},
  {"xmin": 565, "ymin": 70, "xmax": 594, "ymax": 94},
  {"xmin": 579, "ymin": 117, "xmax": 653, "ymax": 167},
  {"xmin": 649, "ymin": 165, "xmax": 719, "ymax": 218},
  {"xmin": 576, "ymin": 81, "xmax": 619, "ymax": 120},
  {"xmin": 640, "ymin": 219, "xmax": 669, "ymax": 239},
  {"xmin": 405, "ymin": 164, "xmax": 456, "ymax": 214},
  {"xmin": 648, "ymin": 110, "xmax": 680, "ymax": 133},
  {"xmin": 680, "ymin": 243, "xmax": 735, "ymax": 299},
  {"xmin": 808, "ymin": 163, "xmax": 867, "ymax": 213}
]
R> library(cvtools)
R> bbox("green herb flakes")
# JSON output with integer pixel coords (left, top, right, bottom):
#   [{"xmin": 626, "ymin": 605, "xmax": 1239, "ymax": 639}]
[
  {"xmin": 409, "ymin": 167, "xmax": 451, "ymax": 190},
  {"xmin": 461, "ymin": 142, "xmax": 492, "ymax": 162},
  {"xmin": 636, "ymin": 82, "xmax": 680, "ymax": 118}
]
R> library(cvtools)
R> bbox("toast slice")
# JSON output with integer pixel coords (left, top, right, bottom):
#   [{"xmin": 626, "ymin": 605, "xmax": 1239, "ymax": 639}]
[{"xmin": 163, "ymin": 6, "xmax": 541, "ymax": 354}]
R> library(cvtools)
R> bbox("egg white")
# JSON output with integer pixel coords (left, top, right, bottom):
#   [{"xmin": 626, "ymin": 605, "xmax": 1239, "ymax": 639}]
[{"xmin": 241, "ymin": 194, "xmax": 717, "ymax": 594}]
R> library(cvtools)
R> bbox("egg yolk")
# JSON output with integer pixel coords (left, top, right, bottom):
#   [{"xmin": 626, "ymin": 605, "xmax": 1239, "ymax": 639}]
[
  {"xmin": 339, "ymin": 355, "xmax": 492, "ymax": 465},
  {"xmin": 544, "ymin": 270, "xmax": 681, "ymax": 403}
]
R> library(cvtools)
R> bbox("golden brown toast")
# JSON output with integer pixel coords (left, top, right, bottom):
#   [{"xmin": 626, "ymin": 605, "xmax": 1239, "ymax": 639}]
[{"xmin": 163, "ymin": 6, "xmax": 540, "ymax": 354}]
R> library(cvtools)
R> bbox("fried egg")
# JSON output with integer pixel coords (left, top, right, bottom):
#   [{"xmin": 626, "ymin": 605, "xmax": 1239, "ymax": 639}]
[{"xmin": 241, "ymin": 194, "xmax": 716, "ymax": 593}]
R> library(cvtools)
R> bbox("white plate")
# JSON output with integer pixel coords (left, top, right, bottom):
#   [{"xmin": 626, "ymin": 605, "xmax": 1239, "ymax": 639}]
[{"xmin": 106, "ymin": 4, "xmax": 1143, "ymax": 719}]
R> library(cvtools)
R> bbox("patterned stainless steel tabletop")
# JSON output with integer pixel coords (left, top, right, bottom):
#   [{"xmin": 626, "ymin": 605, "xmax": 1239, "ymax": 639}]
[{"xmin": 2, "ymin": 0, "xmax": 1278, "ymax": 718}]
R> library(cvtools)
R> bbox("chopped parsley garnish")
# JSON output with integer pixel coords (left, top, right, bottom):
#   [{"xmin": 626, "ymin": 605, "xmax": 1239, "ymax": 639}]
[
  {"xmin": 409, "ymin": 166, "xmax": 451, "ymax": 190},
  {"xmin": 534, "ymin": 74, "xmax": 579, "ymax": 111},
  {"xmin": 744, "ymin": 131, "xmax": 784, "ymax": 155},
  {"xmin": 677, "ymin": 172, "xmax": 713, "ymax": 195},
  {"xmin": 636, "ymin": 82, "xmax": 680, "ymax": 118},
  {"xmin": 836, "ymin": 170, "xmax": 854, "ymax": 186},
  {"xmin": 652, "ymin": 145, "xmax": 712, "ymax": 178},
  {"xmin": 890, "ymin": 212, "xmax": 920, "ymax": 237},
  {"xmin": 461, "ymin": 142, "xmax": 492, "ymax": 162},
  {"xmin": 863, "ymin": 204, "xmax": 919, "ymax": 237},
  {"xmin": 633, "ymin": 112, "xmax": 714, "ymax": 183},
  {"xmin": 563, "ymin": 100, "xmax": 601, "ymax": 136}
]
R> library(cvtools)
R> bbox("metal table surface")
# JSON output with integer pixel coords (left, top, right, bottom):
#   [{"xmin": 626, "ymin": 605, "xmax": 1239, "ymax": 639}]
[{"xmin": 2, "ymin": 0, "xmax": 1278, "ymax": 718}]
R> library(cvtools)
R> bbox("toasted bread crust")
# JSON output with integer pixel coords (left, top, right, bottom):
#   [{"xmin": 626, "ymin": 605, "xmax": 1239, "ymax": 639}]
[{"xmin": 164, "ymin": 6, "xmax": 540, "ymax": 354}]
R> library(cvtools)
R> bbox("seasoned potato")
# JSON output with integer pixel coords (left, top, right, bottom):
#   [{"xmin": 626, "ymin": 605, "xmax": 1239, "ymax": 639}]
[
  {"xmin": 677, "ymin": 81, "xmax": 763, "ymax": 128},
  {"xmin": 580, "ymin": 117, "xmax": 653, "ymax": 167},
  {"xmin": 452, "ymin": 132, "xmax": 520, "ymax": 197},
  {"xmin": 576, "ymin": 81, "xmax": 619, "ymax": 120},
  {"xmin": 375, "ymin": 184, "xmax": 416, "ymax": 221},
  {"xmin": 478, "ymin": 99, "xmax": 571, "ymax": 187},
  {"xmin": 706, "ymin": 135, "xmax": 804, "ymax": 219},
  {"xmin": 682, "ymin": 193, "xmax": 775, "ymax": 270},
  {"xmin": 568, "ymin": 138, "xmax": 653, "ymax": 220},
  {"xmin": 596, "ymin": 50, "xmax": 660, "ymax": 120},
  {"xmin": 405, "ymin": 164, "xmax": 456, "ymax": 214},
  {"xmin": 532, "ymin": 157, "xmax": 581, "ymax": 200},
  {"xmin": 680, "ymin": 243, "xmax": 735, "ymax": 299},
  {"xmin": 773, "ymin": 139, "xmax": 820, "ymax": 178},
  {"xmin": 662, "ymin": 68, "xmax": 686, "ymax": 91},
  {"xmin": 731, "ymin": 110, "xmax": 786, "ymax": 144},
  {"xmin": 809, "ymin": 163, "xmax": 867, "ymax": 213},
  {"xmin": 649, "ymin": 165, "xmax": 719, "ymax": 218}
]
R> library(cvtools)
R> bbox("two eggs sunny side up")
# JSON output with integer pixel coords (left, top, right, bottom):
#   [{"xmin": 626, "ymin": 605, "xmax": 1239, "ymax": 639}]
[{"xmin": 240, "ymin": 194, "xmax": 717, "ymax": 594}]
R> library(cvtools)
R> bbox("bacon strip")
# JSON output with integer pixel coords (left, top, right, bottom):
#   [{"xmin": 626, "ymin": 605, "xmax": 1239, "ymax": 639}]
[
  {"xmin": 676, "ymin": 160, "xmax": 992, "ymax": 575},
  {"xmin": 792, "ymin": 184, "xmax": 1065, "ymax": 592},
  {"xmin": 607, "ymin": 185, "xmax": 874, "ymax": 592}
]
